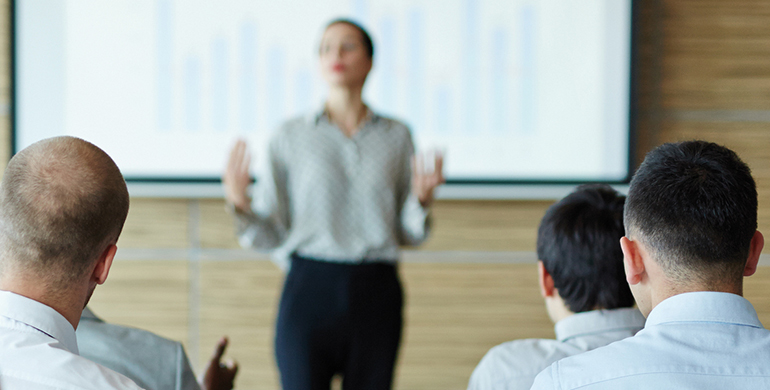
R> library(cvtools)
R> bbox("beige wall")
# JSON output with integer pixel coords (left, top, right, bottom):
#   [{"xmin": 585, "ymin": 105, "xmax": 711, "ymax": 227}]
[{"xmin": 5, "ymin": 1, "xmax": 770, "ymax": 389}]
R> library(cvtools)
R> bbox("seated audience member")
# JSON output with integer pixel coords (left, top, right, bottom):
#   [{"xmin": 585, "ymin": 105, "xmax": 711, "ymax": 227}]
[
  {"xmin": 77, "ymin": 307, "xmax": 238, "ymax": 390},
  {"xmin": 467, "ymin": 184, "xmax": 645, "ymax": 390},
  {"xmin": 0, "ymin": 137, "xmax": 142, "ymax": 389},
  {"xmin": 531, "ymin": 141, "xmax": 770, "ymax": 389}
]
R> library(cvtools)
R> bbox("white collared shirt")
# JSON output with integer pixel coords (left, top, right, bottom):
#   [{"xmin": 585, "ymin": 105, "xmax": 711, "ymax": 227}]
[
  {"xmin": 234, "ymin": 109, "xmax": 430, "ymax": 270},
  {"xmin": 468, "ymin": 308, "xmax": 645, "ymax": 390},
  {"xmin": 0, "ymin": 290, "xmax": 143, "ymax": 390},
  {"xmin": 531, "ymin": 292, "xmax": 770, "ymax": 390}
]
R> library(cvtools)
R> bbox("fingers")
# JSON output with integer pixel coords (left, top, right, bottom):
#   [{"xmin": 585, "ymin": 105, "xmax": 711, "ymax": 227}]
[
  {"xmin": 227, "ymin": 140, "xmax": 250, "ymax": 177},
  {"xmin": 199, "ymin": 336, "xmax": 239, "ymax": 390},
  {"xmin": 414, "ymin": 150, "xmax": 445, "ymax": 184},
  {"xmin": 434, "ymin": 151, "xmax": 445, "ymax": 183},
  {"xmin": 434, "ymin": 151, "xmax": 444, "ymax": 173},
  {"xmin": 224, "ymin": 359, "xmax": 239, "ymax": 376},
  {"xmin": 226, "ymin": 140, "xmax": 245, "ymax": 171},
  {"xmin": 239, "ymin": 149, "xmax": 251, "ymax": 175},
  {"xmin": 211, "ymin": 336, "xmax": 229, "ymax": 362}
]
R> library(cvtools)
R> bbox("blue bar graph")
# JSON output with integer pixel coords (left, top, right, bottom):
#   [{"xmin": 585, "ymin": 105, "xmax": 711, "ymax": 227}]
[
  {"xmin": 407, "ymin": 10, "xmax": 424, "ymax": 135},
  {"xmin": 267, "ymin": 48, "xmax": 285, "ymax": 131},
  {"xmin": 156, "ymin": 0, "xmax": 542, "ymax": 141},
  {"xmin": 211, "ymin": 37, "xmax": 228, "ymax": 131},
  {"xmin": 434, "ymin": 86, "xmax": 451, "ymax": 135},
  {"xmin": 294, "ymin": 68, "xmax": 313, "ymax": 113},
  {"xmin": 520, "ymin": 5, "xmax": 536, "ymax": 135},
  {"xmin": 157, "ymin": 0, "xmax": 173, "ymax": 131},
  {"xmin": 239, "ymin": 22, "xmax": 257, "ymax": 133},
  {"xmin": 462, "ymin": 0, "xmax": 480, "ymax": 136},
  {"xmin": 352, "ymin": 0, "xmax": 368, "ymax": 24},
  {"xmin": 184, "ymin": 56, "xmax": 202, "ymax": 131},
  {"xmin": 492, "ymin": 29, "xmax": 508, "ymax": 134},
  {"xmin": 377, "ymin": 16, "xmax": 396, "ymax": 114}
]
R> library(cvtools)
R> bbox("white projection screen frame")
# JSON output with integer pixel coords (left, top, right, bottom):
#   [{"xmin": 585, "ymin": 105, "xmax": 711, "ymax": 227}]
[{"xmin": 13, "ymin": 0, "xmax": 636, "ymax": 199}]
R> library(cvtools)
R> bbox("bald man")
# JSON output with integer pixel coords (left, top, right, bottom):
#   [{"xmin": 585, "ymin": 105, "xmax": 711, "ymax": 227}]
[{"xmin": 0, "ymin": 136, "xmax": 142, "ymax": 389}]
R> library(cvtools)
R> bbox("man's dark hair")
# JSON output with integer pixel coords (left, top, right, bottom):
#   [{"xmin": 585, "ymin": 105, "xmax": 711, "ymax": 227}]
[
  {"xmin": 624, "ymin": 140, "xmax": 757, "ymax": 283},
  {"xmin": 537, "ymin": 184, "xmax": 634, "ymax": 313},
  {"xmin": 324, "ymin": 18, "xmax": 374, "ymax": 58}
]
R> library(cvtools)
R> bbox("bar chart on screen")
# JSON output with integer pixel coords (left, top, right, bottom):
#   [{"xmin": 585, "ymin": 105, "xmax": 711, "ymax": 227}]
[{"xmin": 16, "ymin": 0, "xmax": 631, "ymax": 181}]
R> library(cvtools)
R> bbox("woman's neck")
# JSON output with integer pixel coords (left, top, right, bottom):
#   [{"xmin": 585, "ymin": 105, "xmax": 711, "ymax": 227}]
[{"xmin": 326, "ymin": 86, "xmax": 367, "ymax": 137}]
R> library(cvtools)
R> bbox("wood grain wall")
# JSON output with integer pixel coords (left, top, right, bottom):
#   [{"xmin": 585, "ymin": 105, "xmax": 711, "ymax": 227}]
[{"xmin": 4, "ymin": 1, "xmax": 770, "ymax": 389}]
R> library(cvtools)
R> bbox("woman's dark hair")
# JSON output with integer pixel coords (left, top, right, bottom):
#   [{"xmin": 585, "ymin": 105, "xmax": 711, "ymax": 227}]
[
  {"xmin": 323, "ymin": 18, "xmax": 374, "ymax": 59},
  {"xmin": 537, "ymin": 184, "xmax": 635, "ymax": 313}
]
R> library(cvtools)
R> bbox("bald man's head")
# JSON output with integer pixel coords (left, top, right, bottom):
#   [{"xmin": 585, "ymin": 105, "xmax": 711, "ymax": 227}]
[{"xmin": 0, "ymin": 136, "xmax": 129, "ymax": 288}]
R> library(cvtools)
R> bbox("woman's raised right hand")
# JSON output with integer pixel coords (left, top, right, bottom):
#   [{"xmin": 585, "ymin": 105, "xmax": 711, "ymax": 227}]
[{"xmin": 223, "ymin": 139, "xmax": 252, "ymax": 212}]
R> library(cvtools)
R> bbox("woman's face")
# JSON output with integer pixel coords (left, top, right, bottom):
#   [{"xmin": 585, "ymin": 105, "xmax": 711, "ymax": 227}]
[{"xmin": 319, "ymin": 23, "xmax": 372, "ymax": 88}]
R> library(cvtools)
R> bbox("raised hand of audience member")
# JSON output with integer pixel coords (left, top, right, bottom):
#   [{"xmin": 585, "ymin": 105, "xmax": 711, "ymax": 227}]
[{"xmin": 200, "ymin": 337, "xmax": 239, "ymax": 390}]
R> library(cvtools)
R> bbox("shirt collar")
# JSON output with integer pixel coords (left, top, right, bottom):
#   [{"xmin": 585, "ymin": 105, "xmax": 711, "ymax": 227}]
[
  {"xmin": 0, "ymin": 290, "xmax": 79, "ymax": 354},
  {"xmin": 646, "ymin": 291, "xmax": 763, "ymax": 328},
  {"xmin": 555, "ymin": 307, "xmax": 646, "ymax": 342},
  {"xmin": 313, "ymin": 104, "xmax": 379, "ymax": 126}
]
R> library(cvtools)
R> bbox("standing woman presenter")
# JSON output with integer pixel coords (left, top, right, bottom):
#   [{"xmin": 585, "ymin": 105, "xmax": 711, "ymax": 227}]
[{"xmin": 223, "ymin": 19, "xmax": 444, "ymax": 390}]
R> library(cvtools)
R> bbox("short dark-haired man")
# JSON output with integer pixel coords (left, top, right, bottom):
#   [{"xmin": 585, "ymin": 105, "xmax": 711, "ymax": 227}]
[
  {"xmin": 467, "ymin": 185, "xmax": 644, "ymax": 390},
  {"xmin": 531, "ymin": 141, "xmax": 770, "ymax": 389},
  {"xmin": 0, "ymin": 136, "xmax": 141, "ymax": 389}
]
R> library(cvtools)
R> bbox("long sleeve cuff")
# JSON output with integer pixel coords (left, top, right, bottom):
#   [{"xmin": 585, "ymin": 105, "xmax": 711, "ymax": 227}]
[{"xmin": 400, "ymin": 193, "xmax": 431, "ymax": 245}]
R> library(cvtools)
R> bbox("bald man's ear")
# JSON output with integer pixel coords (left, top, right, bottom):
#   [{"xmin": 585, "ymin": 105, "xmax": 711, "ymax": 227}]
[
  {"xmin": 538, "ymin": 261, "xmax": 556, "ymax": 298},
  {"xmin": 621, "ymin": 237, "xmax": 645, "ymax": 286},
  {"xmin": 744, "ymin": 231, "xmax": 764, "ymax": 277},
  {"xmin": 91, "ymin": 244, "xmax": 117, "ymax": 285}
]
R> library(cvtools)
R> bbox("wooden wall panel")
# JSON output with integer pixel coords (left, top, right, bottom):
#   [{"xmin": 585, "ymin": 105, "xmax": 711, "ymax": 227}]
[
  {"xmin": 661, "ymin": 0, "xmax": 770, "ymax": 109},
  {"xmin": 199, "ymin": 199, "xmax": 241, "ymax": 249},
  {"xmin": 0, "ymin": 0, "xmax": 9, "ymax": 175},
  {"xmin": 194, "ymin": 198, "xmax": 554, "ymax": 252},
  {"xmin": 634, "ymin": 0, "xmax": 663, "ymax": 165},
  {"xmin": 119, "ymin": 198, "xmax": 190, "ymax": 249},
  {"xmin": 745, "ymin": 267, "xmax": 770, "ymax": 327},
  {"xmin": 397, "ymin": 263, "xmax": 550, "ymax": 390},
  {"xmin": 419, "ymin": 201, "xmax": 553, "ymax": 252},
  {"xmin": 199, "ymin": 260, "xmax": 283, "ymax": 390}
]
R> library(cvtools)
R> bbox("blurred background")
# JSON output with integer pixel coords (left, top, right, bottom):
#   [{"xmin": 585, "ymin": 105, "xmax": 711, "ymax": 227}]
[{"xmin": 2, "ymin": 1, "xmax": 770, "ymax": 389}]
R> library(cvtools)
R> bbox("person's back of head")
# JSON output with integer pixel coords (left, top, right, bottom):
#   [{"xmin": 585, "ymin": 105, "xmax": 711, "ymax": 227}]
[
  {"xmin": 0, "ymin": 136, "xmax": 129, "ymax": 297},
  {"xmin": 529, "ymin": 143, "xmax": 770, "ymax": 390},
  {"xmin": 537, "ymin": 184, "xmax": 634, "ymax": 314},
  {"xmin": 624, "ymin": 140, "xmax": 758, "ymax": 297}
]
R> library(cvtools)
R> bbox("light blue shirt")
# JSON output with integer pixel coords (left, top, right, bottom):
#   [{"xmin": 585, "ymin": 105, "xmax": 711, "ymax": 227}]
[
  {"xmin": 468, "ymin": 308, "xmax": 644, "ymax": 390},
  {"xmin": 531, "ymin": 291, "xmax": 770, "ymax": 390}
]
